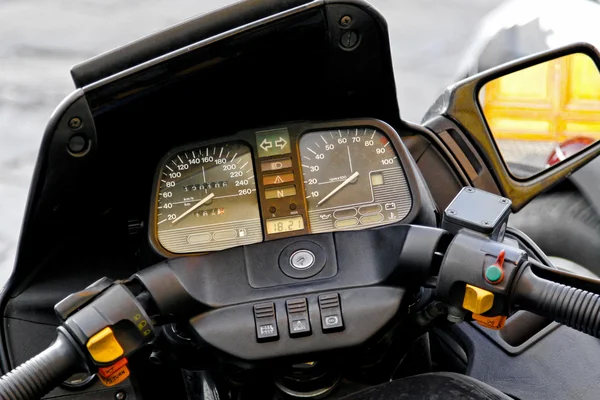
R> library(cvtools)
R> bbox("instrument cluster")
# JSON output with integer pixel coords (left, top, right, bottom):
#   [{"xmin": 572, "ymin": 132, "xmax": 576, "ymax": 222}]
[{"xmin": 150, "ymin": 120, "xmax": 413, "ymax": 255}]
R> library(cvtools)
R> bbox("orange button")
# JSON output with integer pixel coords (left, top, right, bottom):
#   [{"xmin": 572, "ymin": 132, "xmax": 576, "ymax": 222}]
[
  {"xmin": 263, "ymin": 172, "xmax": 294, "ymax": 186},
  {"xmin": 472, "ymin": 314, "xmax": 507, "ymax": 330},
  {"xmin": 98, "ymin": 357, "xmax": 130, "ymax": 387},
  {"xmin": 98, "ymin": 358, "xmax": 128, "ymax": 379}
]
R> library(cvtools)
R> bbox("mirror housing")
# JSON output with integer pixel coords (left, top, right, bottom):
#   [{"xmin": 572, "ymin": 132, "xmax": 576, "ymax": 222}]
[{"xmin": 424, "ymin": 42, "xmax": 600, "ymax": 212}]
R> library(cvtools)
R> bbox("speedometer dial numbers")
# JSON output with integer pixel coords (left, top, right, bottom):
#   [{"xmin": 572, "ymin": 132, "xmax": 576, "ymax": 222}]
[
  {"xmin": 154, "ymin": 142, "xmax": 262, "ymax": 254},
  {"xmin": 300, "ymin": 128, "xmax": 412, "ymax": 234}
]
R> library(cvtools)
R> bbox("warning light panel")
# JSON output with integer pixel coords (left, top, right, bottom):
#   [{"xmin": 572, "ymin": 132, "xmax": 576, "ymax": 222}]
[
  {"xmin": 263, "ymin": 172, "xmax": 294, "ymax": 186},
  {"xmin": 261, "ymin": 158, "xmax": 293, "ymax": 172},
  {"xmin": 265, "ymin": 185, "xmax": 297, "ymax": 200}
]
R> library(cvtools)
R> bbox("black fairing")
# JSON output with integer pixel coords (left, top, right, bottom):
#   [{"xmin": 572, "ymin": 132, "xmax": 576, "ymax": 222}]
[
  {"xmin": 4, "ymin": 1, "xmax": 600, "ymax": 400},
  {"xmin": 0, "ymin": 1, "xmax": 436, "ymax": 398}
]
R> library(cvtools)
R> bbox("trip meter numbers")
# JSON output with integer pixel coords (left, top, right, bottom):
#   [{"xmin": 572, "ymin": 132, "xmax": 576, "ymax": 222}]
[
  {"xmin": 154, "ymin": 142, "xmax": 262, "ymax": 254},
  {"xmin": 300, "ymin": 128, "xmax": 412, "ymax": 234}
]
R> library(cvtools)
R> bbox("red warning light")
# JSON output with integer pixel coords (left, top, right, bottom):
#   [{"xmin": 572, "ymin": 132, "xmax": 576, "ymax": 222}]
[{"xmin": 217, "ymin": 208, "xmax": 225, "ymax": 215}]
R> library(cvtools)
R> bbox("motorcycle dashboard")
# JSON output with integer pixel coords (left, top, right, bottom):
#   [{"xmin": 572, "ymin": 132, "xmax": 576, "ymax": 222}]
[{"xmin": 150, "ymin": 119, "xmax": 414, "ymax": 256}]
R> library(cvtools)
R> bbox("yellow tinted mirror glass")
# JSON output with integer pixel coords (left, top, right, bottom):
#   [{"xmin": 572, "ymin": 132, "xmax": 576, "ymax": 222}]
[{"xmin": 479, "ymin": 53, "xmax": 600, "ymax": 178}]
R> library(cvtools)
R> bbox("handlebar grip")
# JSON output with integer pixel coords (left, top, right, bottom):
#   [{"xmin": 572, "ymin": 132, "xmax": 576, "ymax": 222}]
[
  {"xmin": 0, "ymin": 330, "xmax": 82, "ymax": 400},
  {"xmin": 513, "ymin": 266, "xmax": 600, "ymax": 337}
]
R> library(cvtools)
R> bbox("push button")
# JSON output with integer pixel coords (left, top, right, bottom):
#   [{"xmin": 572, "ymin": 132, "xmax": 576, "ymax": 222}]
[
  {"xmin": 286, "ymin": 298, "xmax": 311, "ymax": 337},
  {"xmin": 318, "ymin": 293, "xmax": 344, "ymax": 332},
  {"xmin": 253, "ymin": 302, "xmax": 279, "ymax": 342},
  {"xmin": 86, "ymin": 327, "xmax": 124, "ymax": 363},
  {"xmin": 463, "ymin": 284, "xmax": 494, "ymax": 314}
]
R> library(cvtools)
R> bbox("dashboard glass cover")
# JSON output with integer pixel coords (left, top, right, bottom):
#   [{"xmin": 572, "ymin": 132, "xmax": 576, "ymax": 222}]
[
  {"xmin": 299, "ymin": 128, "xmax": 411, "ymax": 233},
  {"xmin": 154, "ymin": 142, "xmax": 262, "ymax": 253},
  {"xmin": 151, "ymin": 121, "xmax": 414, "ymax": 255}
]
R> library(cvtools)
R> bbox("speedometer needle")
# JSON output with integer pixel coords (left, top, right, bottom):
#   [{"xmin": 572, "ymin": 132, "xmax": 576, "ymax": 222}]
[
  {"xmin": 317, "ymin": 171, "xmax": 359, "ymax": 206},
  {"xmin": 170, "ymin": 192, "xmax": 215, "ymax": 225}
]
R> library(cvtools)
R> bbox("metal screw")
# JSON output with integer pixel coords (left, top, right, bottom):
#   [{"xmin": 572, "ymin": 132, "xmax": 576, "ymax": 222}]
[
  {"xmin": 340, "ymin": 15, "xmax": 352, "ymax": 27},
  {"xmin": 68, "ymin": 117, "xmax": 82, "ymax": 130},
  {"xmin": 499, "ymin": 198, "xmax": 509, "ymax": 204},
  {"xmin": 115, "ymin": 391, "xmax": 126, "ymax": 400},
  {"xmin": 465, "ymin": 187, "xmax": 475, "ymax": 193},
  {"xmin": 340, "ymin": 31, "xmax": 359, "ymax": 49},
  {"xmin": 482, "ymin": 221, "xmax": 491, "ymax": 226},
  {"xmin": 447, "ymin": 209, "xmax": 457, "ymax": 215}
]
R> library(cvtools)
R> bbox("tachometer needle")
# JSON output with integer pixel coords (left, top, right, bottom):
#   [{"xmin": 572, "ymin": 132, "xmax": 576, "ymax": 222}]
[
  {"xmin": 170, "ymin": 192, "xmax": 215, "ymax": 225},
  {"xmin": 317, "ymin": 171, "xmax": 359, "ymax": 206}
]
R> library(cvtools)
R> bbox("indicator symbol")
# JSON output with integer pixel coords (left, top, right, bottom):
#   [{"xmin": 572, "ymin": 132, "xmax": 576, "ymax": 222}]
[
  {"xmin": 292, "ymin": 320, "xmax": 308, "ymax": 332},
  {"xmin": 260, "ymin": 325, "xmax": 275, "ymax": 335},
  {"xmin": 274, "ymin": 175, "xmax": 284, "ymax": 184},
  {"xmin": 325, "ymin": 316, "xmax": 339, "ymax": 326},
  {"xmin": 275, "ymin": 137, "xmax": 288, "ymax": 149},
  {"xmin": 217, "ymin": 208, "xmax": 225, "ymax": 215},
  {"xmin": 260, "ymin": 139, "xmax": 273, "ymax": 152},
  {"xmin": 319, "ymin": 214, "xmax": 332, "ymax": 220},
  {"xmin": 238, "ymin": 229, "xmax": 247, "ymax": 237},
  {"xmin": 277, "ymin": 190, "xmax": 284, "ymax": 198},
  {"xmin": 384, "ymin": 202, "xmax": 396, "ymax": 211},
  {"xmin": 272, "ymin": 162, "xmax": 283, "ymax": 170}
]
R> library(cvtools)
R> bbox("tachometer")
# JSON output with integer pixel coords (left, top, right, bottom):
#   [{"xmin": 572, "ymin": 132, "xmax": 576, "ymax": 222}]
[
  {"xmin": 154, "ymin": 142, "xmax": 262, "ymax": 253},
  {"xmin": 300, "ymin": 128, "xmax": 411, "ymax": 233}
]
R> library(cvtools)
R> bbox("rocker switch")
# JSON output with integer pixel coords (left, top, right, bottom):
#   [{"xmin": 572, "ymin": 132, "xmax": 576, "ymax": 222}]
[
  {"xmin": 253, "ymin": 302, "xmax": 279, "ymax": 342},
  {"xmin": 286, "ymin": 298, "xmax": 311, "ymax": 337}
]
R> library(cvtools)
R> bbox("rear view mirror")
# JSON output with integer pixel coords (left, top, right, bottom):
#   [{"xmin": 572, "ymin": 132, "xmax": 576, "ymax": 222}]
[
  {"xmin": 423, "ymin": 43, "xmax": 600, "ymax": 211},
  {"xmin": 479, "ymin": 53, "xmax": 600, "ymax": 179}
]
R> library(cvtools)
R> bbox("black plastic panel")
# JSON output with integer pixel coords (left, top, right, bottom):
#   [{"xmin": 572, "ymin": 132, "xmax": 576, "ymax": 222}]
[
  {"xmin": 455, "ymin": 323, "xmax": 600, "ymax": 400},
  {"xmin": 139, "ymin": 226, "xmax": 419, "ymax": 311},
  {"xmin": 190, "ymin": 286, "xmax": 404, "ymax": 360}
]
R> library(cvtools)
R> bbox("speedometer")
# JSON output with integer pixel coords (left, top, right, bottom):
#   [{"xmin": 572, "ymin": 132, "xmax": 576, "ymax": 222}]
[
  {"xmin": 153, "ymin": 142, "xmax": 262, "ymax": 254},
  {"xmin": 300, "ymin": 128, "xmax": 411, "ymax": 233}
]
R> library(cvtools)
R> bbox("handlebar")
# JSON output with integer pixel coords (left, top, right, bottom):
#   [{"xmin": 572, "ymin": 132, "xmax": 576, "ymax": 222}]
[
  {"xmin": 513, "ymin": 264, "xmax": 600, "ymax": 338},
  {"xmin": 0, "ymin": 329, "xmax": 82, "ymax": 400},
  {"xmin": 1, "ymin": 225, "xmax": 600, "ymax": 399}
]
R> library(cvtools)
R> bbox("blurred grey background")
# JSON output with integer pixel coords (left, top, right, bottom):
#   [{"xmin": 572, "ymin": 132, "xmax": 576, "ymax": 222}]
[{"xmin": 0, "ymin": 0, "xmax": 502, "ymax": 287}]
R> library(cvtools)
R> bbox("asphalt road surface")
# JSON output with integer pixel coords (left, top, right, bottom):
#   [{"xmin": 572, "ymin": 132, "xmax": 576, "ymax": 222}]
[{"xmin": 0, "ymin": 0, "xmax": 502, "ymax": 287}]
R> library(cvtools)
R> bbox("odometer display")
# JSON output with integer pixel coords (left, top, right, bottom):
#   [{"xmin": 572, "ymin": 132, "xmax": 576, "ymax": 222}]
[
  {"xmin": 154, "ymin": 142, "xmax": 262, "ymax": 253},
  {"xmin": 300, "ymin": 128, "xmax": 412, "ymax": 233}
]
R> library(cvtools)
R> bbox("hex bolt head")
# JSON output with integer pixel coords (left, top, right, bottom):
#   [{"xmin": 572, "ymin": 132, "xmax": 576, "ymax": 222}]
[
  {"xmin": 482, "ymin": 221, "xmax": 491, "ymax": 226},
  {"xmin": 115, "ymin": 391, "xmax": 126, "ymax": 400},
  {"xmin": 499, "ymin": 198, "xmax": 509, "ymax": 204},
  {"xmin": 465, "ymin": 187, "xmax": 475, "ymax": 193},
  {"xmin": 447, "ymin": 209, "xmax": 457, "ymax": 216}
]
